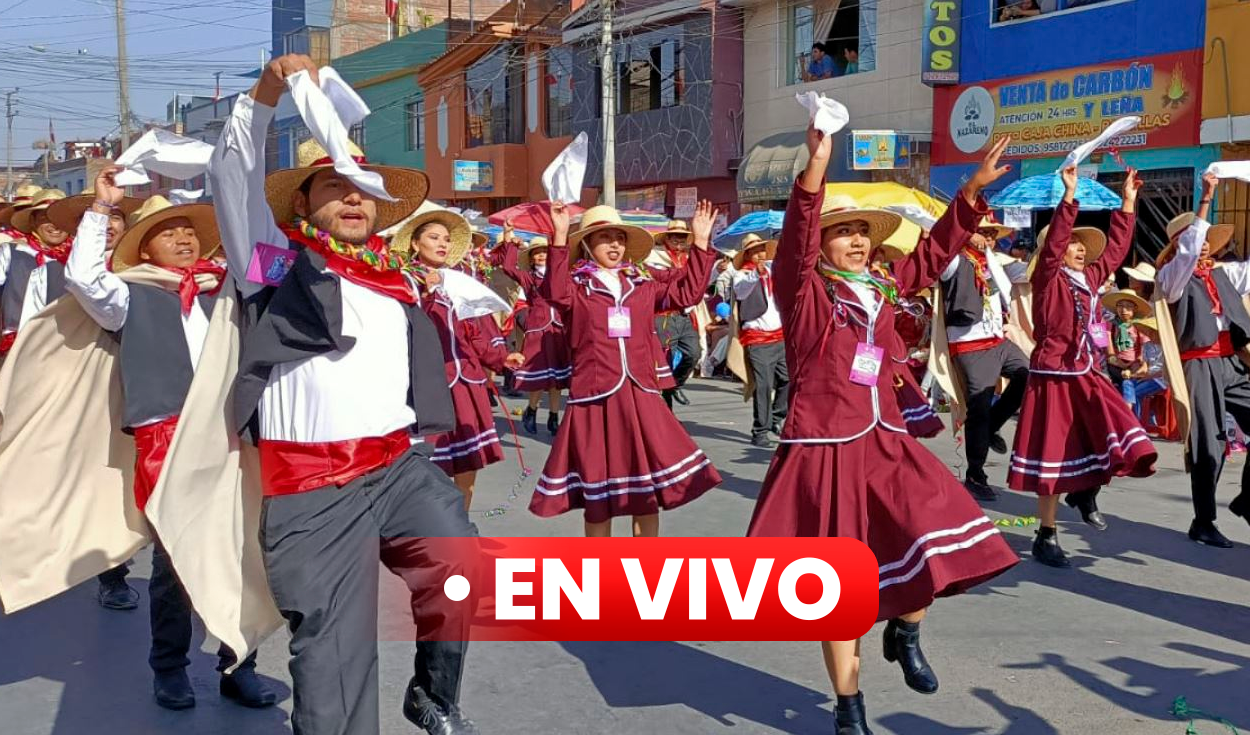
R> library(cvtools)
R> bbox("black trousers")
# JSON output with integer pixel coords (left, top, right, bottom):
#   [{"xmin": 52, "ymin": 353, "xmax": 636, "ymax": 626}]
[
  {"xmin": 746, "ymin": 341, "xmax": 789, "ymax": 439},
  {"xmin": 656, "ymin": 313, "xmax": 701, "ymax": 403},
  {"xmin": 98, "ymin": 564, "xmax": 130, "ymax": 587},
  {"xmin": 954, "ymin": 340, "xmax": 1030, "ymax": 485},
  {"xmin": 261, "ymin": 447, "xmax": 480, "ymax": 735},
  {"xmin": 1184, "ymin": 355, "xmax": 1250, "ymax": 522},
  {"xmin": 149, "ymin": 538, "xmax": 249, "ymax": 674}
]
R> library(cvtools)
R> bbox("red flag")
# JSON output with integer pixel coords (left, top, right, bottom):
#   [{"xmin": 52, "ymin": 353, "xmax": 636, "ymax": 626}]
[{"xmin": 385, "ymin": 0, "xmax": 398, "ymax": 18}]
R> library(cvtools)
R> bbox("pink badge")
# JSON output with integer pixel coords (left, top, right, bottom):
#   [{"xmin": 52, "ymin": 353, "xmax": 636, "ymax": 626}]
[
  {"xmin": 246, "ymin": 242, "xmax": 295, "ymax": 286},
  {"xmin": 849, "ymin": 343, "xmax": 884, "ymax": 386},
  {"xmin": 1089, "ymin": 321, "xmax": 1110, "ymax": 349},
  {"xmin": 607, "ymin": 306, "xmax": 632, "ymax": 338}
]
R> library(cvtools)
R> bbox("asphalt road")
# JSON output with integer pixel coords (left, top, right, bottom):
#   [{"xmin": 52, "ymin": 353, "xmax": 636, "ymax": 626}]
[{"xmin": 2, "ymin": 378, "xmax": 1248, "ymax": 735}]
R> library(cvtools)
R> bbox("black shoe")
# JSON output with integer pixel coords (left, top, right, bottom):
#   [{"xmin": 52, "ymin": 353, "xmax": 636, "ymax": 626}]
[
  {"xmin": 521, "ymin": 406, "xmax": 538, "ymax": 435},
  {"xmin": 1188, "ymin": 520, "xmax": 1235, "ymax": 548},
  {"xmin": 97, "ymin": 579, "xmax": 139, "ymax": 611},
  {"xmin": 770, "ymin": 422, "xmax": 783, "ymax": 437},
  {"xmin": 750, "ymin": 434, "xmax": 775, "ymax": 449},
  {"xmin": 1031, "ymin": 528, "xmax": 1071, "ymax": 568},
  {"xmin": 220, "ymin": 668, "xmax": 276, "ymax": 708},
  {"xmin": 834, "ymin": 692, "xmax": 874, "ymax": 735},
  {"xmin": 547, "ymin": 411, "xmax": 560, "ymax": 434},
  {"xmin": 989, "ymin": 433, "xmax": 1008, "ymax": 454},
  {"xmin": 403, "ymin": 684, "xmax": 479, "ymax": 735},
  {"xmin": 674, "ymin": 388, "xmax": 691, "ymax": 406},
  {"xmin": 963, "ymin": 478, "xmax": 999, "ymax": 502},
  {"xmin": 153, "ymin": 669, "xmax": 195, "ymax": 710},
  {"xmin": 882, "ymin": 619, "xmax": 939, "ymax": 694},
  {"xmin": 1064, "ymin": 490, "xmax": 1108, "ymax": 531},
  {"xmin": 1230, "ymin": 495, "xmax": 1250, "ymax": 529}
]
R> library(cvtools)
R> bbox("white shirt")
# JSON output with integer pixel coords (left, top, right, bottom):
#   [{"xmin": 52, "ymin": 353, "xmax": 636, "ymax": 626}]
[
  {"xmin": 209, "ymin": 94, "xmax": 416, "ymax": 443},
  {"xmin": 0, "ymin": 241, "xmax": 11, "ymax": 287},
  {"xmin": 1157, "ymin": 218, "xmax": 1250, "ymax": 331},
  {"xmin": 64, "ymin": 210, "xmax": 211, "ymax": 367},
  {"xmin": 940, "ymin": 249, "xmax": 1015, "ymax": 344},
  {"xmin": 731, "ymin": 264, "xmax": 782, "ymax": 332},
  {"xmin": 593, "ymin": 268, "xmax": 624, "ymax": 299},
  {"xmin": 846, "ymin": 280, "xmax": 883, "ymax": 322}
]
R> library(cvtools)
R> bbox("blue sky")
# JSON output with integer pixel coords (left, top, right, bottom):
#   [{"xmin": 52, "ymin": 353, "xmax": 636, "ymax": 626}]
[{"xmin": 0, "ymin": 0, "xmax": 273, "ymax": 167}]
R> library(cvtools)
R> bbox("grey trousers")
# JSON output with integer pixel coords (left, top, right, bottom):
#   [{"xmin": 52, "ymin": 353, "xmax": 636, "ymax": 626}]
[
  {"xmin": 954, "ymin": 340, "xmax": 1030, "ymax": 485},
  {"xmin": 746, "ymin": 341, "xmax": 790, "ymax": 439},
  {"xmin": 261, "ymin": 447, "xmax": 480, "ymax": 735},
  {"xmin": 1184, "ymin": 355, "xmax": 1250, "ymax": 522},
  {"xmin": 656, "ymin": 313, "xmax": 702, "ymax": 394}
]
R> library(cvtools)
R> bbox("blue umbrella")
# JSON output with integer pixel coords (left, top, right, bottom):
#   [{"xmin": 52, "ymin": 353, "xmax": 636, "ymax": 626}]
[
  {"xmin": 480, "ymin": 224, "xmax": 544, "ymax": 245},
  {"xmin": 990, "ymin": 174, "xmax": 1122, "ymax": 211},
  {"xmin": 714, "ymin": 210, "xmax": 785, "ymax": 248}
]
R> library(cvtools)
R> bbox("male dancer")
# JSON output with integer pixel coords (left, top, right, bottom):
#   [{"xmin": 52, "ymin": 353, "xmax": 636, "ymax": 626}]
[
  {"xmin": 647, "ymin": 220, "xmax": 702, "ymax": 407},
  {"xmin": 209, "ymin": 53, "xmax": 479, "ymax": 734},
  {"xmin": 938, "ymin": 217, "xmax": 1030, "ymax": 501},
  {"xmin": 0, "ymin": 188, "xmax": 70, "ymax": 356},
  {"xmin": 731, "ymin": 234, "xmax": 788, "ymax": 448}
]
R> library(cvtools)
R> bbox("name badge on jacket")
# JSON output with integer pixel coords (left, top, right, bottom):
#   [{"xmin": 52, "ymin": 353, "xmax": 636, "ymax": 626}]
[
  {"xmin": 607, "ymin": 306, "xmax": 632, "ymax": 338},
  {"xmin": 1089, "ymin": 321, "xmax": 1110, "ymax": 349},
  {"xmin": 850, "ymin": 343, "xmax": 884, "ymax": 386},
  {"xmin": 246, "ymin": 243, "xmax": 295, "ymax": 286}
]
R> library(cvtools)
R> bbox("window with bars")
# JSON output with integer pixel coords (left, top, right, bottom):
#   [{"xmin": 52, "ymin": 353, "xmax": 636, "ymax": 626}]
[
  {"xmin": 1216, "ymin": 178, "xmax": 1250, "ymax": 260},
  {"xmin": 406, "ymin": 99, "xmax": 425, "ymax": 151},
  {"xmin": 546, "ymin": 47, "xmax": 573, "ymax": 138},
  {"xmin": 348, "ymin": 122, "xmax": 366, "ymax": 148}
]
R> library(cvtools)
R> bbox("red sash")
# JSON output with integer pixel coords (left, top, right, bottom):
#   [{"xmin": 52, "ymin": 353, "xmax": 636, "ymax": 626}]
[
  {"xmin": 258, "ymin": 428, "xmax": 412, "ymax": 497},
  {"xmin": 133, "ymin": 416, "xmax": 180, "ymax": 512},
  {"xmin": 1181, "ymin": 331, "xmax": 1235, "ymax": 362},
  {"xmin": 949, "ymin": 336, "xmax": 1003, "ymax": 356}
]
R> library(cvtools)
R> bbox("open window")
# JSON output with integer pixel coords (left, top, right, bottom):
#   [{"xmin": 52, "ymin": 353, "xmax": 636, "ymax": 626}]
[
  {"xmin": 787, "ymin": 0, "xmax": 875, "ymax": 86},
  {"xmin": 993, "ymin": 0, "xmax": 1129, "ymax": 26}
]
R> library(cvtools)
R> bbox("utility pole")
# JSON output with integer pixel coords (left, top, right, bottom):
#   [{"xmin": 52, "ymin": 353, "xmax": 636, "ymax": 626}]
[
  {"xmin": 4, "ymin": 90, "xmax": 15, "ymax": 199},
  {"xmin": 600, "ymin": 0, "xmax": 616, "ymax": 207},
  {"xmin": 115, "ymin": 0, "xmax": 133, "ymax": 150}
]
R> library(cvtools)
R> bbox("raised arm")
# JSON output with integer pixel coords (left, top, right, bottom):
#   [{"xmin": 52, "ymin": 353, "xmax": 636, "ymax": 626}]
[
  {"xmin": 1033, "ymin": 165, "xmax": 1080, "ymax": 287},
  {"xmin": 498, "ymin": 239, "xmax": 536, "ymax": 294},
  {"xmin": 655, "ymin": 200, "xmax": 717, "ymax": 310},
  {"xmin": 539, "ymin": 201, "xmax": 573, "ymax": 312},
  {"xmin": 774, "ymin": 124, "xmax": 831, "ymax": 317},
  {"xmin": 1157, "ymin": 172, "xmax": 1216, "ymax": 303},
  {"xmin": 1087, "ymin": 168, "xmax": 1141, "ymax": 286},
  {"xmin": 64, "ymin": 168, "xmax": 130, "ymax": 331}
]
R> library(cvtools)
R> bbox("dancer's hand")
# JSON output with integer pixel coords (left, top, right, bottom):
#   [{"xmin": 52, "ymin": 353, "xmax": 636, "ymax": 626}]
[
  {"xmin": 1121, "ymin": 167, "xmax": 1142, "ymax": 212},
  {"xmin": 550, "ymin": 200, "xmax": 570, "ymax": 247},
  {"xmin": 963, "ymin": 136, "xmax": 1013, "ymax": 204},
  {"xmin": 253, "ymin": 53, "xmax": 319, "ymax": 107},
  {"xmin": 504, "ymin": 352, "xmax": 525, "ymax": 370},
  {"xmin": 690, "ymin": 200, "xmax": 718, "ymax": 251}
]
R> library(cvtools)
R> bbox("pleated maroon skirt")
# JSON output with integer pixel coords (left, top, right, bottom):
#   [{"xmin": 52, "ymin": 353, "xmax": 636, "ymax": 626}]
[
  {"xmin": 430, "ymin": 379, "xmax": 504, "ymax": 475},
  {"xmin": 747, "ymin": 428, "xmax": 1019, "ymax": 622},
  {"xmin": 894, "ymin": 371, "xmax": 943, "ymax": 439},
  {"xmin": 1008, "ymin": 371, "xmax": 1156, "ymax": 496},
  {"xmin": 529, "ymin": 381, "xmax": 721, "ymax": 522},
  {"xmin": 514, "ymin": 322, "xmax": 571, "ymax": 391}
]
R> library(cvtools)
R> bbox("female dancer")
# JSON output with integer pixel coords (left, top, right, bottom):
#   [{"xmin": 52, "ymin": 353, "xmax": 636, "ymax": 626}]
[
  {"xmin": 500, "ymin": 234, "xmax": 571, "ymax": 434},
  {"xmin": 1008, "ymin": 166, "xmax": 1157, "ymax": 563},
  {"xmin": 396, "ymin": 209, "xmax": 524, "ymax": 509},
  {"xmin": 529, "ymin": 201, "xmax": 722, "ymax": 536},
  {"xmin": 747, "ymin": 127, "xmax": 1019, "ymax": 734}
]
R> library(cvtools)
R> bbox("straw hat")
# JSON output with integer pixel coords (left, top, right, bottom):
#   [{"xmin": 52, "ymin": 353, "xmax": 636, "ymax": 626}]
[
  {"xmin": 110, "ymin": 195, "xmax": 221, "ymax": 272},
  {"xmin": 0, "ymin": 183, "xmax": 42, "ymax": 227},
  {"xmin": 876, "ymin": 242, "xmax": 907, "ymax": 264},
  {"xmin": 391, "ymin": 208, "xmax": 472, "ymax": 268},
  {"xmin": 264, "ymin": 138, "xmax": 429, "ymax": 233},
  {"xmin": 1132, "ymin": 316, "xmax": 1158, "ymax": 334},
  {"xmin": 1156, "ymin": 212, "xmax": 1236, "ymax": 267},
  {"xmin": 568, "ymin": 205, "xmax": 654, "ymax": 267},
  {"xmin": 47, "ymin": 189, "xmax": 143, "ymax": 233},
  {"xmin": 818, "ymin": 195, "xmax": 902, "ymax": 247},
  {"xmin": 654, "ymin": 220, "xmax": 691, "ymax": 243},
  {"xmin": 11, "ymin": 188, "xmax": 67, "ymax": 234},
  {"xmin": 1100, "ymin": 288, "xmax": 1152, "ymax": 317},
  {"xmin": 974, "ymin": 215, "xmax": 1015, "ymax": 241},
  {"xmin": 732, "ymin": 233, "xmax": 778, "ymax": 269},
  {"xmin": 471, "ymin": 227, "xmax": 490, "ymax": 249},
  {"xmin": 519, "ymin": 236, "xmax": 550, "ymax": 271},
  {"xmin": 1026, "ymin": 225, "xmax": 1107, "ymax": 278},
  {"xmin": 1122, "ymin": 262, "xmax": 1156, "ymax": 283}
]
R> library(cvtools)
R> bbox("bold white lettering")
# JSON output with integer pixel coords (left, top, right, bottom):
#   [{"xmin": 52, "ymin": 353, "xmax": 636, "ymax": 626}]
[
  {"xmin": 777, "ymin": 558, "xmax": 841, "ymax": 621},
  {"xmin": 496, "ymin": 558, "xmax": 536, "ymax": 620},
  {"xmin": 542, "ymin": 558, "xmax": 600, "ymax": 620},
  {"xmin": 688, "ymin": 558, "xmax": 707, "ymax": 620},
  {"xmin": 621, "ymin": 558, "xmax": 683, "ymax": 620},
  {"xmin": 712, "ymin": 558, "xmax": 774, "ymax": 620}
]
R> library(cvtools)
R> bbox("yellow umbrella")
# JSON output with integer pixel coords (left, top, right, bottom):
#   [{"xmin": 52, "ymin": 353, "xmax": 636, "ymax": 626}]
[{"xmin": 825, "ymin": 182, "xmax": 947, "ymax": 254}]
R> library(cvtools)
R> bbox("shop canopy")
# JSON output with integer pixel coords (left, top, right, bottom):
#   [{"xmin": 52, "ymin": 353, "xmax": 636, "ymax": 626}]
[{"xmin": 737, "ymin": 130, "xmax": 812, "ymax": 203}]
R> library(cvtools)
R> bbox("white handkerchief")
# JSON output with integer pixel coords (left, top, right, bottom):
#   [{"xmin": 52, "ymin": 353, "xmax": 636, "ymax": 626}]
[
  {"xmin": 1205, "ymin": 161, "xmax": 1250, "ymax": 183},
  {"xmin": 318, "ymin": 67, "xmax": 370, "ymax": 127},
  {"xmin": 795, "ymin": 92, "xmax": 850, "ymax": 136},
  {"xmin": 168, "ymin": 189, "xmax": 204, "ymax": 205},
  {"xmin": 440, "ymin": 268, "xmax": 511, "ymax": 319},
  {"xmin": 543, "ymin": 132, "xmax": 588, "ymax": 204},
  {"xmin": 113, "ymin": 129, "xmax": 215, "ymax": 187},
  {"xmin": 286, "ymin": 69, "xmax": 395, "ymax": 202},
  {"xmin": 881, "ymin": 204, "xmax": 937, "ymax": 231},
  {"xmin": 1058, "ymin": 115, "xmax": 1140, "ymax": 171}
]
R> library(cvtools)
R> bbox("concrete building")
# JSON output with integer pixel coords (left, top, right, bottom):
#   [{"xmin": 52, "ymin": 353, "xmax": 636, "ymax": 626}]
[{"xmin": 1202, "ymin": 0, "xmax": 1250, "ymax": 250}]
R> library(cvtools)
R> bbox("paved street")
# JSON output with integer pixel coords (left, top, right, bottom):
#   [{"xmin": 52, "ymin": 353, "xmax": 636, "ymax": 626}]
[{"xmin": 2, "ymin": 379, "xmax": 1248, "ymax": 735}]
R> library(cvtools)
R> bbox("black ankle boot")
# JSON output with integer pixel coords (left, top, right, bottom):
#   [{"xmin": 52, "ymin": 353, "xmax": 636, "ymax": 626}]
[
  {"xmin": 835, "ymin": 692, "xmax": 874, "ymax": 735},
  {"xmin": 522, "ymin": 406, "xmax": 538, "ymax": 435},
  {"xmin": 1065, "ymin": 489, "xmax": 1107, "ymax": 530},
  {"xmin": 1032, "ymin": 526, "xmax": 1071, "ymax": 567},
  {"xmin": 547, "ymin": 411, "xmax": 560, "ymax": 434},
  {"xmin": 883, "ymin": 619, "xmax": 939, "ymax": 694},
  {"xmin": 1231, "ymin": 495, "xmax": 1250, "ymax": 530}
]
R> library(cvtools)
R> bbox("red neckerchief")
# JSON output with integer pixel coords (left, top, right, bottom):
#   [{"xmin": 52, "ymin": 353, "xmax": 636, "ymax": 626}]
[
  {"xmin": 161, "ymin": 260, "xmax": 227, "ymax": 315},
  {"xmin": 962, "ymin": 245, "xmax": 991, "ymax": 296},
  {"xmin": 1194, "ymin": 258, "xmax": 1223, "ymax": 315},
  {"xmin": 281, "ymin": 224, "xmax": 416, "ymax": 304},
  {"xmin": 25, "ymin": 232, "xmax": 73, "ymax": 266},
  {"xmin": 665, "ymin": 244, "xmax": 690, "ymax": 269},
  {"xmin": 742, "ymin": 261, "xmax": 772, "ymax": 297}
]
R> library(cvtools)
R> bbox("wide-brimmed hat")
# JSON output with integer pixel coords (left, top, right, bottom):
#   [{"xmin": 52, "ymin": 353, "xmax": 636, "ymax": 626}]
[
  {"xmin": 471, "ymin": 227, "xmax": 490, "ymax": 249},
  {"xmin": 974, "ymin": 215, "xmax": 1015, "ymax": 241},
  {"xmin": 1132, "ymin": 316, "xmax": 1158, "ymax": 334},
  {"xmin": 818, "ymin": 195, "xmax": 902, "ymax": 248},
  {"xmin": 264, "ymin": 138, "xmax": 429, "ymax": 233},
  {"xmin": 654, "ymin": 220, "xmax": 691, "ymax": 243},
  {"xmin": 519, "ymin": 236, "xmax": 550, "ymax": 271},
  {"xmin": 1100, "ymin": 288, "xmax": 1152, "ymax": 317},
  {"xmin": 1122, "ymin": 262, "xmax": 1156, "ymax": 283},
  {"xmin": 0, "ymin": 183, "xmax": 42, "ymax": 227},
  {"xmin": 568, "ymin": 205, "xmax": 654, "ymax": 267},
  {"xmin": 391, "ymin": 208, "xmax": 472, "ymax": 267},
  {"xmin": 47, "ymin": 189, "xmax": 143, "ymax": 233},
  {"xmin": 1156, "ymin": 212, "xmax": 1236, "ymax": 267},
  {"xmin": 11, "ymin": 188, "xmax": 67, "ymax": 233},
  {"xmin": 876, "ymin": 242, "xmax": 907, "ymax": 264},
  {"xmin": 732, "ymin": 233, "xmax": 778, "ymax": 269},
  {"xmin": 1027, "ymin": 225, "xmax": 1107, "ymax": 278},
  {"xmin": 111, "ymin": 195, "xmax": 221, "ymax": 272}
]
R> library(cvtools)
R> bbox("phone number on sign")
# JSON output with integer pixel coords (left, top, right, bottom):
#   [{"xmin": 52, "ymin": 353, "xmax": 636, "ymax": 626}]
[{"xmin": 1002, "ymin": 133, "xmax": 1147, "ymax": 158}]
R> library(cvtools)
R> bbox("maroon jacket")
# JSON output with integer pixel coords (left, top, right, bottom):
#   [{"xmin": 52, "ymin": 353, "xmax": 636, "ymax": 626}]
[
  {"xmin": 774, "ymin": 179, "xmax": 984, "ymax": 442},
  {"xmin": 499, "ymin": 241, "xmax": 563, "ymax": 333},
  {"xmin": 421, "ymin": 289, "xmax": 510, "ymax": 387},
  {"xmin": 1030, "ymin": 199, "xmax": 1134, "ymax": 376},
  {"xmin": 541, "ymin": 243, "xmax": 716, "ymax": 402}
]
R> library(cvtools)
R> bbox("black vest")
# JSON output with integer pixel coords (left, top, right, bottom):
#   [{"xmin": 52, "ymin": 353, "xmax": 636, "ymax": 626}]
[
  {"xmin": 942, "ymin": 256, "xmax": 987, "ymax": 328},
  {"xmin": 2, "ymin": 249, "xmax": 66, "ymax": 332},
  {"xmin": 117, "ymin": 284, "xmax": 215, "ymax": 430},
  {"xmin": 234, "ymin": 247, "xmax": 454, "ymax": 440},
  {"xmin": 737, "ymin": 279, "xmax": 769, "ymax": 324},
  {"xmin": 1170, "ymin": 268, "xmax": 1250, "ymax": 352}
]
